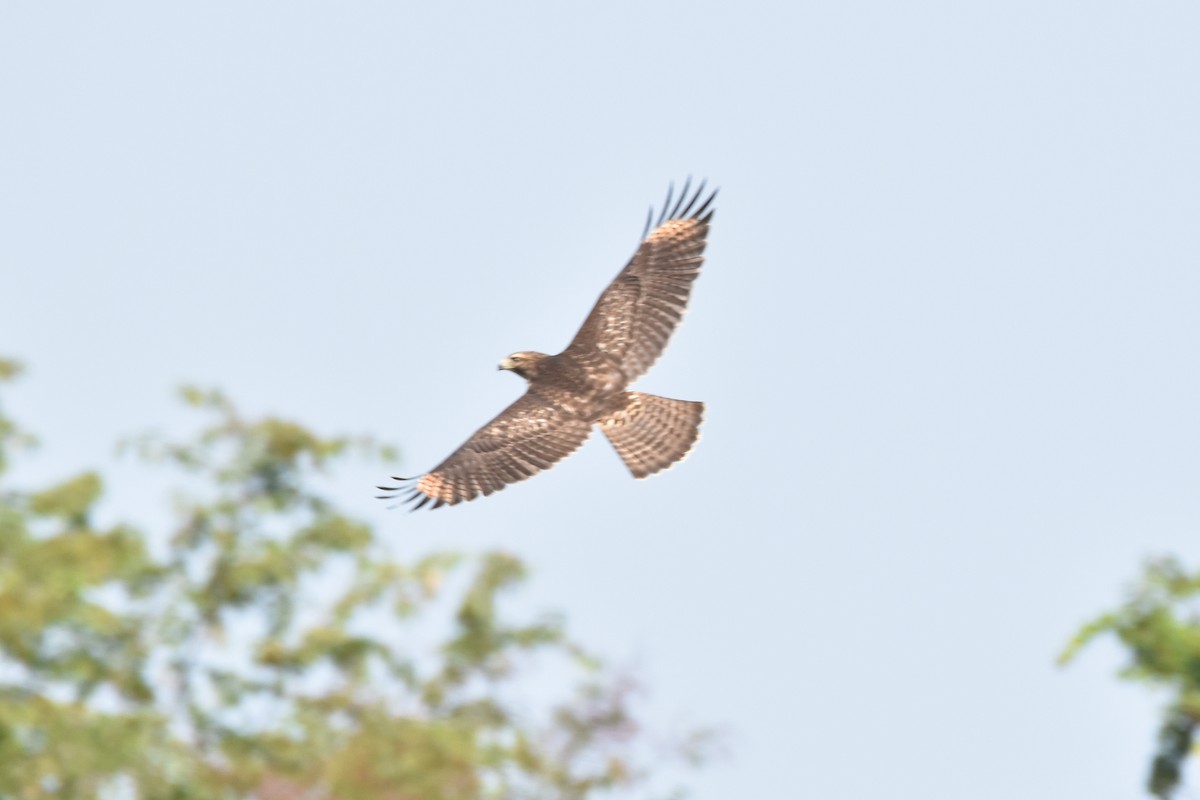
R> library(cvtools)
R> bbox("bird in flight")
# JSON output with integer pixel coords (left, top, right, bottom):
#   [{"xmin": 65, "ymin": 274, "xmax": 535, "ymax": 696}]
[{"xmin": 378, "ymin": 180, "xmax": 716, "ymax": 510}]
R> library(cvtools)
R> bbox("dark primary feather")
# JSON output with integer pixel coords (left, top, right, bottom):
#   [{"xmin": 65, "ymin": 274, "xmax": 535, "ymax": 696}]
[{"xmin": 565, "ymin": 180, "xmax": 716, "ymax": 381}]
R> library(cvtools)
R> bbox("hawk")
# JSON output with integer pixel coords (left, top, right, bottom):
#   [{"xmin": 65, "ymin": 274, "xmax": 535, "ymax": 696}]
[{"xmin": 379, "ymin": 180, "xmax": 716, "ymax": 510}]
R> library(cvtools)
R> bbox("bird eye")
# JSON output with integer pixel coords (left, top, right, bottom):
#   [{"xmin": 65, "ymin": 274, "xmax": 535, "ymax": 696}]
[{"xmin": 511, "ymin": 355, "xmax": 522, "ymax": 362}]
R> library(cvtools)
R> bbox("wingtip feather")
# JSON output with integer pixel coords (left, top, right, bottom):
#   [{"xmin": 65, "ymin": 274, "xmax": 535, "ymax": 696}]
[
  {"xmin": 656, "ymin": 182, "xmax": 674, "ymax": 227},
  {"xmin": 645, "ymin": 179, "xmax": 718, "ymax": 233},
  {"xmin": 669, "ymin": 176, "xmax": 692, "ymax": 219}
]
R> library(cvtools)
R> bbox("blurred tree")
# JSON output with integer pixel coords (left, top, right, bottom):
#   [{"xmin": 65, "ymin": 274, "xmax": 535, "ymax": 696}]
[
  {"xmin": 0, "ymin": 359, "xmax": 711, "ymax": 799},
  {"xmin": 1060, "ymin": 557, "xmax": 1200, "ymax": 799}
]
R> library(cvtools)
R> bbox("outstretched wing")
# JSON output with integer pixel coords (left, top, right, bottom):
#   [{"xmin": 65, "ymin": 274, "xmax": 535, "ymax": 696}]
[
  {"xmin": 564, "ymin": 179, "xmax": 716, "ymax": 382},
  {"xmin": 377, "ymin": 391, "xmax": 592, "ymax": 510}
]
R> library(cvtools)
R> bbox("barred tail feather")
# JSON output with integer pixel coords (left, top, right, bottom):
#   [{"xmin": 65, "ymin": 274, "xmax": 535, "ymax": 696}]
[{"xmin": 600, "ymin": 392, "xmax": 704, "ymax": 479}]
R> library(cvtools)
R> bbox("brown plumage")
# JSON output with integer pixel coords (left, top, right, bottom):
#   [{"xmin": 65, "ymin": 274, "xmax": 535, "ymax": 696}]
[{"xmin": 378, "ymin": 180, "xmax": 716, "ymax": 510}]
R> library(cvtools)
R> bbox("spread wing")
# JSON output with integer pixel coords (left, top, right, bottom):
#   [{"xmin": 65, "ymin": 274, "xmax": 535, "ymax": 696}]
[
  {"xmin": 564, "ymin": 179, "xmax": 716, "ymax": 382},
  {"xmin": 377, "ymin": 391, "xmax": 592, "ymax": 510}
]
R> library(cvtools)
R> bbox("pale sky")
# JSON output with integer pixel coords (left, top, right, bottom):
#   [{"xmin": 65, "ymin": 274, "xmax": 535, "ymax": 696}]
[{"xmin": 3, "ymin": 3, "xmax": 1200, "ymax": 798}]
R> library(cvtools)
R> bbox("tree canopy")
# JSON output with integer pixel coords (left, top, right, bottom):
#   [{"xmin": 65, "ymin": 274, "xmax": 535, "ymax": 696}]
[
  {"xmin": 0, "ymin": 358, "xmax": 710, "ymax": 799},
  {"xmin": 1061, "ymin": 556, "xmax": 1200, "ymax": 799}
]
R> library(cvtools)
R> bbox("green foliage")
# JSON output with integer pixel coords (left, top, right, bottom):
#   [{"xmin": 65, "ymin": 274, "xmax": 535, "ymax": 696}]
[
  {"xmin": 1061, "ymin": 557, "xmax": 1200, "ymax": 798},
  {"xmin": 0, "ymin": 358, "xmax": 35, "ymax": 476},
  {"xmin": 0, "ymin": 364, "xmax": 708, "ymax": 798}
]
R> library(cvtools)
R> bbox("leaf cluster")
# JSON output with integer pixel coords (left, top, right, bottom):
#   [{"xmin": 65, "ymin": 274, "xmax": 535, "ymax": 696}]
[{"xmin": 1060, "ymin": 557, "xmax": 1200, "ymax": 798}]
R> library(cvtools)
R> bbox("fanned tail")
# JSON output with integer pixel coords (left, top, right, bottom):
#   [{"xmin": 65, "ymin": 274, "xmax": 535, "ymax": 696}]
[{"xmin": 599, "ymin": 392, "xmax": 704, "ymax": 479}]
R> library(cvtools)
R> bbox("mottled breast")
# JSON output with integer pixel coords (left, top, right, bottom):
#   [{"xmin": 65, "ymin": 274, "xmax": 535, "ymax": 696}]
[{"xmin": 537, "ymin": 351, "xmax": 628, "ymax": 420}]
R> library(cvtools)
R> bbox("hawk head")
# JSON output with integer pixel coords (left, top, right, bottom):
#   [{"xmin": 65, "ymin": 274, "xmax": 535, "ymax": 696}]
[{"xmin": 498, "ymin": 351, "xmax": 550, "ymax": 379}]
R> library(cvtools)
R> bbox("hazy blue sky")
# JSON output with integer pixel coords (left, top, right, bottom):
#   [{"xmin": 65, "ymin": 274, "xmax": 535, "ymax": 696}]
[{"xmin": 4, "ymin": 3, "xmax": 1200, "ymax": 798}]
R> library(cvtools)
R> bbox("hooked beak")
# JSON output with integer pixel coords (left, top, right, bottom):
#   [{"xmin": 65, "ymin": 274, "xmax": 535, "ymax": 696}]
[{"xmin": 498, "ymin": 357, "xmax": 514, "ymax": 371}]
